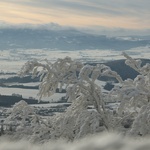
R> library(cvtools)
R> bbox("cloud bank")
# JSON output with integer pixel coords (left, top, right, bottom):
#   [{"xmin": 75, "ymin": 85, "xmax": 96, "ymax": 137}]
[
  {"xmin": 0, "ymin": 0, "xmax": 149, "ymax": 30},
  {"xmin": 0, "ymin": 21, "xmax": 149, "ymax": 36}
]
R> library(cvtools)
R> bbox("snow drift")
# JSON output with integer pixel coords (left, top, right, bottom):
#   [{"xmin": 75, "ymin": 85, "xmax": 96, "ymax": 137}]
[{"xmin": 0, "ymin": 133, "xmax": 150, "ymax": 150}]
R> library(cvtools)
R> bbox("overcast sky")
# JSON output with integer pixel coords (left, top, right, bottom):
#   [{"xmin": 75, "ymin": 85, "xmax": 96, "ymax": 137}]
[{"xmin": 0, "ymin": 0, "xmax": 150, "ymax": 35}]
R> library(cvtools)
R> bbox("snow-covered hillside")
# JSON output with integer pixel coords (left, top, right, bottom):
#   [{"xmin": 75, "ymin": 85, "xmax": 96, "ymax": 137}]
[{"xmin": 0, "ymin": 28, "xmax": 149, "ymax": 51}]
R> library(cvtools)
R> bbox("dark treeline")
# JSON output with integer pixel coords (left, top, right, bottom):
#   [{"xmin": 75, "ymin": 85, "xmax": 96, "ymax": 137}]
[{"xmin": 0, "ymin": 95, "xmax": 49, "ymax": 107}]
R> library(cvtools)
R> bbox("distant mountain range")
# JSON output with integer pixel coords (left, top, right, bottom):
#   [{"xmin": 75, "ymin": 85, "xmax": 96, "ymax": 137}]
[{"xmin": 0, "ymin": 28, "xmax": 149, "ymax": 50}]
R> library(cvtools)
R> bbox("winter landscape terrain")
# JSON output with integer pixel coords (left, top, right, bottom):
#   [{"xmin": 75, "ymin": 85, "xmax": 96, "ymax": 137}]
[
  {"xmin": 0, "ymin": 26, "xmax": 150, "ymax": 150},
  {"xmin": 1, "ymin": 0, "xmax": 150, "ymax": 149}
]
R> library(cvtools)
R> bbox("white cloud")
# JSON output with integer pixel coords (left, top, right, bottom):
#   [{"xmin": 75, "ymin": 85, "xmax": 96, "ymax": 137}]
[
  {"xmin": 3, "ymin": 0, "xmax": 149, "ymax": 18},
  {"xmin": 0, "ymin": 0, "xmax": 149, "ymax": 31}
]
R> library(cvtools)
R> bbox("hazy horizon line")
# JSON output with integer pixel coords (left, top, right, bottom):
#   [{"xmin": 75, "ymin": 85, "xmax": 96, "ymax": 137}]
[{"xmin": 0, "ymin": 21, "xmax": 150, "ymax": 37}]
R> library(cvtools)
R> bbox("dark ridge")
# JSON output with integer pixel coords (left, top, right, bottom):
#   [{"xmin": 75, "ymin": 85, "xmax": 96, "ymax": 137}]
[
  {"xmin": 88, "ymin": 58, "xmax": 150, "ymax": 82},
  {"xmin": 0, "ymin": 28, "xmax": 149, "ymax": 50},
  {"xmin": 0, "ymin": 84, "xmax": 66, "ymax": 93},
  {"xmin": 1, "ymin": 58, "xmax": 150, "ymax": 84},
  {"xmin": 0, "ymin": 75, "xmax": 39, "ymax": 83},
  {"xmin": 0, "ymin": 95, "xmax": 49, "ymax": 107}
]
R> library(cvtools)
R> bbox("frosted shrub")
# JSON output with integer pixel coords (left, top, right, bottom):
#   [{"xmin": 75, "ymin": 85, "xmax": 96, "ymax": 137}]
[
  {"xmin": 130, "ymin": 103, "xmax": 150, "ymax": 136},
  {"xmin": 15, "ymin": 52, "xmax": 150, "ymax": 140},
  {"xmin": 19, "ymin": 57, "xmax": 83, "ymax": 99},
  {"xmin": 108, "ymin": 53, "xmax": 150, "ymax": 135},
  {"xmin": 4, "ymin": 100, "xmax": 51, "ymax": 141},
  {"xmin": 19, "ymin": 57, "xmax": 124, "ymax": 132}
]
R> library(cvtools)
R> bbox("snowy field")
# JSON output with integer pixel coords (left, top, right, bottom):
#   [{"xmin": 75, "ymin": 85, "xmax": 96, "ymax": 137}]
[
  {"xmin": 0, "ymin": 46, "xmax": 149, "ymax": 107},
  {"xmin": 0, "ymin": 46, "xmax": 149, "ymax": 72},
  {"xmin": 0, "ymin": 80, "xmax": 108, "ymax": 101},
  {"xmin": 0, "ymin": 87, "xmax": 66, "ymax": 102},
  {"xmin": 30, "ymin": 102, "xmax": 70, "ymax": 107}
]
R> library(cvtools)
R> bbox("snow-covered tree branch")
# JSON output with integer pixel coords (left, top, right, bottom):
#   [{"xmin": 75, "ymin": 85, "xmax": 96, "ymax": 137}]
[
  {"xmin": 12, "ymin": 52, "xmax": 150, "ymax": 141},
  {"xmin": 19, "ymin": 57, "xmax": 83, "ymax": 100},
  {"xmin": 19, "ymin": 57, "xmax": 124, "ymax": 131}
]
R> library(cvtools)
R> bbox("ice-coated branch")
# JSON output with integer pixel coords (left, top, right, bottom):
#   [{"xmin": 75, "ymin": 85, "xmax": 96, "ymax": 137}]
[
  {"xmin": 122, "ymin": 52, "xmax": 142, "ymax": 73},
  {"xmin": 19, "ymin": 55, "xmax": 127, "ymax": 132},
  {"xmin": 4, "ymin": 51, "xmax": 150, "ymax": 142},
  {"xmin": 109, "ymin": 53, "xmax": 150, "ymax": 116},
  {"xmin": 19, "ymin": 57, "xmax": 83, "ymax": 100},
  {"xmin": 130, "ymin": 103, "xmax": 150, "ymax": 136},
  {"xmin": 96, "ymin": 64, "xmax": 123, "ymax": 83}
]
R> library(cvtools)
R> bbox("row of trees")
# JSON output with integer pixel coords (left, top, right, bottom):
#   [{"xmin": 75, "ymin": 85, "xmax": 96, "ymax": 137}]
[{"xmin": 3, "ymin": 52, "xmax": 150, "ymax": 141}]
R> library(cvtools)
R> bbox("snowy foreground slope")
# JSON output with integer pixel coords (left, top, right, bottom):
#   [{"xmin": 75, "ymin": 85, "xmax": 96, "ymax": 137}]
[{"xmin": 0, "ymin": 133, "xmax": 150, "ymax": 150}]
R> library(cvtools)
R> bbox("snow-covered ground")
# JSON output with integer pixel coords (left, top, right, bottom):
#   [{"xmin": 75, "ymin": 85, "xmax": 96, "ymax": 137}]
[
  {"xmin": 0, "ymin": 87, "xmax": 66, "ymax": 102},
  {"xmin": 0, "ymin": 74, "xmax": 17, "ymax": 79},
  {"xmin": 0, "ymin": 46, "xmax": 149, "ymax": 72},
  {"xmin": 1, "ymin": 133, "xmax": 150, "ymax": 150},
  {"xmin": 4, "ymin": 82, "xmax": 41, "ymax": 86},
  {"xmin": 30, "ymin": 103, "xmax": 70, "ymax": 107},
  {"xmin": 0, "ymin": 46, "xmax": 149, "ymax": 108},
  {"xmin": 0, "ymin": 80, "xmax": 108, "ymax": 102}
]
